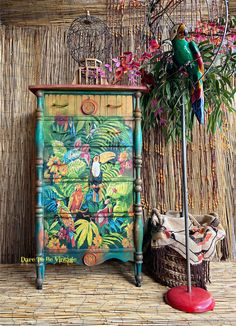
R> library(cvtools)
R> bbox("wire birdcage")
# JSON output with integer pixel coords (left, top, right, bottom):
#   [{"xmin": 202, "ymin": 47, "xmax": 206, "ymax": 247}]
[{"xmin": 67, "ymin": 11, "xmax": 112, "ymax": 64}]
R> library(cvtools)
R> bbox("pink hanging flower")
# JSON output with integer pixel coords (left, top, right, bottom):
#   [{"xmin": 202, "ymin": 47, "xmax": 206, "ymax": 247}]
[
  {"xmin": 131, "ymin": 61, "xmax": 140, "ymax": 69},
  {"xmin": 151, "ymin": 98, "xmax": 158, "ymax": 108},
  {"xmin": 140, "ymin": 52, "xmax": 152, "ymax": 62},
  {"xmin": 154, "ymin": 107, "xmax": 164, "ymax": 118},
  {"xmin": 104, "ymin": 63, "xmax": 112, "ymax": 72},
  {"xmin": 122, "ymin": 52, "xmax": 133, "ymax": 64},
  {"xmin": 112, "ymin": 57, "xmax": 121, "ymax": 68},
  {"xmin": 149, "ymin": 39, "xmax": 160, "ymax": 53},
  {"xmin": 115, "ymin": 66, "xmax": 125, "ymax": 81},
  {"xmin": 159, "ymin": 117, "xmax": 167, "ymax": 126}
]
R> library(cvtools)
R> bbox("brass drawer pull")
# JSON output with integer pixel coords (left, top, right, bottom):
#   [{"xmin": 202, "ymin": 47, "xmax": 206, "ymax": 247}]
[
  {"xmin": 106, "ymin": 104, "xmax": 122, "ymax": 109},
  {"xmin": 52, "ymin": 102, "xmax": 68, "ymax": 108}
]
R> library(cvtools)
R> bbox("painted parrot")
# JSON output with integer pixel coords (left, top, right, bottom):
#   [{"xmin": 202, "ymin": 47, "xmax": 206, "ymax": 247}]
[
  {"xmin": 170, "ymin": 23, "xmax": 204, "ymax": 124},
  {"xmin": 68, "ymin": 184, "xmax": 84, "ymax": 213},
  {"xmin": 55, "ymin": 200, "xmax": 75, "ymax": 247}
]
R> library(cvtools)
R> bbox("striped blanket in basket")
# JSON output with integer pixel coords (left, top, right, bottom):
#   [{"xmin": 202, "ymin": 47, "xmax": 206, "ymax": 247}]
[{"xmin": 150, "ymin": 209, "xmax": 226, "ymax": 265}]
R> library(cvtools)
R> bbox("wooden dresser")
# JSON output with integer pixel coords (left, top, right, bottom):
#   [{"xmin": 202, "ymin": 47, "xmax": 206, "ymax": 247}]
[{"xmin": 29, "ymin": 85, "xmax": 146, "ymax": 289}]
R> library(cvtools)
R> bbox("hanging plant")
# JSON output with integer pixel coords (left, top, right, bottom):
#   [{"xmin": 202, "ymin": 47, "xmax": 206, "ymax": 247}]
[
  {"xmin": 138, "ymin": 19, "xmax": 236, "ymax": 142},
  {"xmin": 140, "ymin": 39, "xmax": 236, "ymax": 142},
  {"xmin": 104, "ymin": 20, "xmax": 236, "ymax": 142}
]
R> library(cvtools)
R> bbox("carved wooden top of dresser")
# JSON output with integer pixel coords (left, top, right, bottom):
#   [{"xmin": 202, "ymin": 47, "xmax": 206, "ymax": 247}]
[{"xmin": 29, "ymin": 84, "xmax": 148, "ymax": 94}]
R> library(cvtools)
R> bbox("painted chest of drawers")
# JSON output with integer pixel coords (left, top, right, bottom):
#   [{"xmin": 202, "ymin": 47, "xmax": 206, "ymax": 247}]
[{"xmin": 29, "ymin": 85, "xmax": 146, "ymax": 289}]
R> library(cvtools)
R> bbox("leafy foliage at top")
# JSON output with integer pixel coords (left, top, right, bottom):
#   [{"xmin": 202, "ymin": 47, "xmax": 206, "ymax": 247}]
[{"xmin": 141, "ymin": 40, "xmax": 236, "ymax": 142}]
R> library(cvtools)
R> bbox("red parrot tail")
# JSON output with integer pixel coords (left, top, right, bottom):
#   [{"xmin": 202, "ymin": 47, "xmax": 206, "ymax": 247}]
[
  {"xmin": 71, "ymin": 236, "xmax": 75, "ymax": 248},
  {"xmin": 191, "ymin": 81, "xmax": 204, "ymax": 124}
]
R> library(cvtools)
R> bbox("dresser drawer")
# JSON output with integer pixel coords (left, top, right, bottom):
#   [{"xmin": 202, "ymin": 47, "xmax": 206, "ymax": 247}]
[
  {"xmin": 43, "ymin": 145, "xmax": 134, "ymax": 182},
  {"xmin": 44, "ymin": 215, "xmax": 134, "ymax": 251},
  {"xmin": 43, "ymin": 116, "xmax": 134, "ymax": 147},
  {"xmin": 43, "ymin": 180, "xmax": 134, "ymax": 217},
  {"xmin": 44, "ymin": 94, "xmax": 134, "ymax": 117}
]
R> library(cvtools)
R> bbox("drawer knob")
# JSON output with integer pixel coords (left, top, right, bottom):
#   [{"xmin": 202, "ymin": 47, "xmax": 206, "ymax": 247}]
[
  {"xmin": 83, "ymin": 252, "xmax": 97, "ymax": 266},
  {"xmin": 81, "ymin": 99, "xmax": 98, "ymax": 115}
]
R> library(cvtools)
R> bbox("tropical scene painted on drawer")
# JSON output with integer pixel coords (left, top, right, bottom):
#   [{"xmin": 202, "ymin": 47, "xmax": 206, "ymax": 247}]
[{"xmin": 43, "ymin": 114, "xmax": 135, "ymax": 254}]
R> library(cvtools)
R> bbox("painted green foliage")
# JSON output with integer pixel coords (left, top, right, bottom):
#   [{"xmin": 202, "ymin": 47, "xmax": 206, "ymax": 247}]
[{"xmin": 43, "ymin": 114, "xmax": 135, "ymax": 253}]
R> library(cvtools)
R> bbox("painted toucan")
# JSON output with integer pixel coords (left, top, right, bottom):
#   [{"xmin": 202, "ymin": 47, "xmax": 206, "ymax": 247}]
[
  {"xmin": 89, "ymin": 152, "xmax": 116, "ymax": 202},
  {"xmin": 170, "ymin": 23, "xmax": 204, "ymax": 124}
]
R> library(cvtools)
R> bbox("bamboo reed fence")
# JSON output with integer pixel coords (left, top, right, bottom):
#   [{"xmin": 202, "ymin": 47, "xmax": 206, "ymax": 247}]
[{"xmin": 0, "ymin": 25, "xmax": 235, "ymax": 263}]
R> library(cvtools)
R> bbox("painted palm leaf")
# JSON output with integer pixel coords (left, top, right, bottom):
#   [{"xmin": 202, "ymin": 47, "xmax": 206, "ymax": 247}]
[
  {"xmin": 101, "ymin": 162, "xmax": 120, "ymax": 182},
  {"xmin": 74, "ymin": 219, "xmax": 99, "ymax": 248},
  {"xmin": 66, "ymin": 159, "xmax": 87, "ymax": 179},
  {"xmin": 102, "ymin": 233, "xmax": 124, "ymax": 247},
  {"xmin": 87, "ymin": 120, "xmax": 133, "ymax": 147},
  {"xmin": 51, "ymin": 140, "xmax": 67, "ymax": 160}
]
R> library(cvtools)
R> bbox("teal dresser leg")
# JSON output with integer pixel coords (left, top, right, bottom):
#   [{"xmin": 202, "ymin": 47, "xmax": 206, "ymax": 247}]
[
  {"xmin": 134, "ymin": 204, "xmax": 143, "ymax": 287},
  {"xmin": 35, "ymin": 91, "xmax": 45, "ymax": 290},
  {"xmin": 134, "ymin": 260, "xmax": 142, "ymax": 287},
  {"xmin": 134, "ymin": 91, "xmax": 143, "ymax": 287},
  {"xmin": 36, "ymin": 260, "xmax": 45, "ymax": 290}
]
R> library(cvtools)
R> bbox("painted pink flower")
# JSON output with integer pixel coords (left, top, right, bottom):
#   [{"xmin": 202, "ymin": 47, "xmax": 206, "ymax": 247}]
[
  {"xmin": 74, "ymin": 139, "xmax": 82, "ymax": 148},
  {"xmin": 55, "ymin": 115, "xmax": 68, "ymax": 126},
  {"xmin": 218, "ymin": 25, "xmax": 225, "ymax": 31},
  {"xmin": 209, "ymin": 22, "xmax": 216, "ymax": 27},
  {"xmin": 118, "ymin": 151, "xmax": 128, "ymax": 163},
  {"xmin": 125, "ymin": 160, "xmax": 132, "ymax": 169},
  {"xmin": 81, "ymin": 144, "xmax": 89, "ymax": 153},
  {"xmin": 80, "ymin": 153, "xmax": 90, "ymax": 165},
  {"xmin": 58, "ymin": 227, "xmax": 70, "ymax": 242},
  {"xmin": 80, "ymin": 145, "xmax": 90, "ymax": 165}
]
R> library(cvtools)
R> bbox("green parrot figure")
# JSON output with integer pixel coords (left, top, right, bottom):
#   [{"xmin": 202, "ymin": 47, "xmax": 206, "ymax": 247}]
[{"xmin": 170, "ymin": 23, "xmax": 204, "ymax": 124}]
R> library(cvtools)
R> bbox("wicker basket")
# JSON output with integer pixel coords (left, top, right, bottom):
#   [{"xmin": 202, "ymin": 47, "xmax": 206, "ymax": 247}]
[{"xmin": 144, "ymin": 245, "xmax": 210, "ymax": 289}]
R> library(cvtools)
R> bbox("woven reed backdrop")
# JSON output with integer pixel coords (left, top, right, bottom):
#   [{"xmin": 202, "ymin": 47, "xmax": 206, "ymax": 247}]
[{"xmin": 0, "ymin": 24, "xmax": 235, "ymax": 263}]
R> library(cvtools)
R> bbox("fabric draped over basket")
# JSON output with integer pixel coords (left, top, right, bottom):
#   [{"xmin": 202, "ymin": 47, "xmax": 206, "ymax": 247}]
[{"xmin": 150, "ymin": 209, "xmax": 226, "ymax": 265}]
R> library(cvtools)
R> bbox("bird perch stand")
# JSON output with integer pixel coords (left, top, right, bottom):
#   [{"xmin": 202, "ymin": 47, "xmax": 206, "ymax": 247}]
[{"xmin": 164, "ymin": 94, "xmax": 215, "ymax": 313}]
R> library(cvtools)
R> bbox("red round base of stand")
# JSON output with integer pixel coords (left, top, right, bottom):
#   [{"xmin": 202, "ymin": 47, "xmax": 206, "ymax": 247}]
[{"xmin": 165, "ymin": 285, "xmax": 215, "ymax": 313}]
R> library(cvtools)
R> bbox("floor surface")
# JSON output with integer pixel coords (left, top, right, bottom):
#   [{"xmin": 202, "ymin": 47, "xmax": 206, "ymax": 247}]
[{"xmin": 0, "ymin": 261, "xmax": 235, "ymax": 325}]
